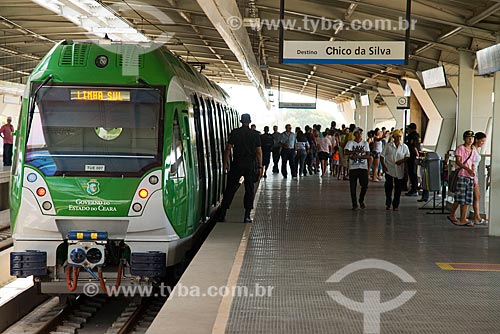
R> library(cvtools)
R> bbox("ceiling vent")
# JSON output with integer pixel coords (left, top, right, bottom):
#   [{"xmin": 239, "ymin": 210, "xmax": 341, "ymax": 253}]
[{"xmin": 60, "ymin": 44, "xmax": 89, "ymax": 66}]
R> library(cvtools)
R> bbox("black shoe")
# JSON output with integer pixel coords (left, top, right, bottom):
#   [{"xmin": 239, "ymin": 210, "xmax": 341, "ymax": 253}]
[
  {"xmin": 215, "ymin": 208, "xmax": 227, "ymax": 222},
  {"xmin": 405, "ymin": 191, "xmax": 418, "ymax": 197},
  {"xmin": 244, "ymin": 209, "xmax": 252, "ymax": 223}
]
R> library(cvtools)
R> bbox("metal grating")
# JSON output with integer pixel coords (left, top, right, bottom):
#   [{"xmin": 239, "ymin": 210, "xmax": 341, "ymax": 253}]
[
  {"xmin": 59, "ymin": 44, "xmax": 89, "ymax": 66},
  {"xmin": 225, "ymin": 176, "xmax": 500, "ymax": 333}
]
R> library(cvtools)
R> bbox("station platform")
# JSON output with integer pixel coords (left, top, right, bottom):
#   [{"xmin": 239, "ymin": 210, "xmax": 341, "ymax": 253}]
[{"xmin": 147, "ymin": 174, "xmax": 500, "ymax": 334}]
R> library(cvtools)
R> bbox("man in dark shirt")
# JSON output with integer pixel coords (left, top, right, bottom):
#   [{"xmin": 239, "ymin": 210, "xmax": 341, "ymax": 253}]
[
  {"xmin": 0, "ymin": 116, "xmax": 14, "ymax": 166},
  {"xmin": 218, "ymin": 113, "xmax": 262, "ymax": 223},
  {"xmin": 260, "ymin": 126, "xmax": 274, "ymax": 178},
  {"xmin": 271, "ymin": 125, "xmax": 281, "ymax": 174},
  {"xmin": 405, "ymin": 123, "xmax": 421, "ymax": 196}
]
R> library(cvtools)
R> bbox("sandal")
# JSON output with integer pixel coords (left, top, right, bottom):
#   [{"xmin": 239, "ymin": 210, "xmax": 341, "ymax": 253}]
[
  {"xmin": 447, "ymin": 215, "xmax": 458, "ymax": 224},
  {"xmin": 474, "ymin": 219, "xmax": 488, "ymax": 225},
  {"xmin": 453, "ymin": 220, "xmax": 474, "ymax": 227}
]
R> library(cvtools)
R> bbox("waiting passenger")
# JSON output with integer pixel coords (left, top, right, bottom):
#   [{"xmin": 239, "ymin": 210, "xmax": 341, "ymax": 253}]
[
  {"xmin": 272, "ymin": 125, "xmax": 281, "ymax": 174},
  {"xmin": 405, "ymin": 123, "xmax": 421, "ymax": 196},
  {"xmin": 447, "ymin": 130, "xmax": 477, "ymax": 226},
  {"xmin": 280, "ymin": 124, "xmax": 297, "ymax": 179},
  {"xmin": 380, "ymin": 129, "xmax": 410, "ymax": 211},
  {"xmin": 371, "ymin": 128, "xmax": 384, "ymax": 182},
  {"xmin": 471, "ymin": 132, "xmax": 488, "ymax": 225},
  {"xmin": 295, "ymin": 130, "xmax": 310, "ymax": 177},
  {"xmin": 260, "ymin": 126, "xmax": 274, "ymax": 178},
  {"xmin": 344, "ymin": 128, "xmax": 370, "ymax": 210},
  {"xmin": 317, "ymin": 131, "xmax": 332, "ymax": 177}
]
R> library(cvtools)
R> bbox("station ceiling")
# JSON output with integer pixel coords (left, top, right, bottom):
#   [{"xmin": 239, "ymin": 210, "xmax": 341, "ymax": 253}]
[{"xmin": 0, "ymin": 0, "xmax": 499, "ymax": 103}]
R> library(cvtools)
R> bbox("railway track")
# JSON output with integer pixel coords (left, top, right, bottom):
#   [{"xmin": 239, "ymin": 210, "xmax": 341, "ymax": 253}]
[{"xmin": 3, "ymin": 294, "xmax": 167, "ymax": 334}]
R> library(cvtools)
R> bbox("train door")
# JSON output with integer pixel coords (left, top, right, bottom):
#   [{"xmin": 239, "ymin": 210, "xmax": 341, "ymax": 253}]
[
  {"xmin": 210, "ymin": 100, "xmax": 221, "ymax": 203},
  {"xmin": 205, "ymin": 98, "xmax": 217, "ymax": 207},
  {"xmin": 180, "ymin": 109, "xmax": 196, "ymax": 232},
  {"xmin": 217, "ymin": 103, "xmax": 226, "ymax": 196},
  {"xmin": 167, "ymin": 111, "xmax": 188, "ymax": 233},
  {"xmin": 192, "ymin": 95, "xmax": 209, "ymax": 222}
]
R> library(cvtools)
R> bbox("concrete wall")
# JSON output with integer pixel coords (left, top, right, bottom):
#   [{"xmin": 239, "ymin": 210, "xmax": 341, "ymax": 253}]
[{"xmin": 449, "ymin": 76, "xmax": 493, "ymax": 135}]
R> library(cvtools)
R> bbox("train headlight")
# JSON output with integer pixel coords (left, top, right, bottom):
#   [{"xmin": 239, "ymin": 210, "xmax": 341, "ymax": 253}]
[
  {"xmin": 27, "ymin": 173, "xmax": 37, "ymax": 183},
  {"xmin": 149, "ymin": 175, "xmax": 159, "ymax": 185},
  {"xmin": 42, "ymin": 201, "xmax": 52, "ymax": 210},
  {"xmin": 86, "ymin": 248, "xmax": 103, "ymax": 264},
  {"xmin": 70, "ymin": 248, "xmax": 86, "ymax": 263},
  {"xmin": 36, "ymin": 187, "xmax": 46, "ymax": 197},
  {"xmin": 95, "ymin": 55, "xmax": 109, "ymax": 68},
  {"xmin": 138, "ymin": 189, "xmax": 149, "ymax": 199},
  {"xmin": 132, "ymin": 203, "xmax": 143, "ymax": 212}
]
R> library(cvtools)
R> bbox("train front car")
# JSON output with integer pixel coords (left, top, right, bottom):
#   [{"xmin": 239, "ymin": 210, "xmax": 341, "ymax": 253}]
[{"xmin": 9, "ymin": 41, "xmax": 222, "ymax": 294}]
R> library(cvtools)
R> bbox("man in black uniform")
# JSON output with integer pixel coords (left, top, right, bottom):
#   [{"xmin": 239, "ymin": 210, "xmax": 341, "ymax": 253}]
[
  {"xmin": 218, "ymin": 114, "xmax": 263, "ymax": 223},
  {"xmin": 405, "ymin": 123, "xmax": 421, "ymax": 196}
]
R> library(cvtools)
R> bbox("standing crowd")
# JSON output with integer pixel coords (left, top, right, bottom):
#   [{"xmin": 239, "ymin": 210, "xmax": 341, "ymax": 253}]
[
  {"xmin": 255, "ymin": 120, "xmax": 488, "ymax": 223},
  {"xmin": 254, "ymin": 121, "xmax": 418, "ymax": 211},
  {"xmin": 209, "ymin": 113, "xmax": 488, "ymax": 225}
]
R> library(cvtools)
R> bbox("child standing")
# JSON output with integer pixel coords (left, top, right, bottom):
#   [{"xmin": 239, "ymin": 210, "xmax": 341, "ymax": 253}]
[{"xmin": 332, "ymin": 145, "xmax": 340, "ymax": 177}]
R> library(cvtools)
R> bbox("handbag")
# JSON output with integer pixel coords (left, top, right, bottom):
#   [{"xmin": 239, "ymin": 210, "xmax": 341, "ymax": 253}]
[{"xmin": 448, "ymin": 149, "xmax": 473, "ymax": 193}]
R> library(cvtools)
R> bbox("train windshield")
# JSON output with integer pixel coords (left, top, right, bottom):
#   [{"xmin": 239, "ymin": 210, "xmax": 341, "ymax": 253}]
[{"xmin": 25, "ymin": 86, "xmax": 163, "ymax": 177}]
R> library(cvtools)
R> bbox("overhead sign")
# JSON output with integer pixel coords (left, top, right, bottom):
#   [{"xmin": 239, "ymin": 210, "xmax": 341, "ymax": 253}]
[
  {"xmin": 421, "ymin": 66, "xmax": 447, "ymax": 89},
  {"xmin": 283, "ymin": 41, "xmax": 406, "ymax": 65},
  {"xmin": 477, "ymin": 43, "xmax": 500, "ymax": 75},
  {"xmin": 278, "ymin": 102, "xmax": 316, "ymax": 109}
]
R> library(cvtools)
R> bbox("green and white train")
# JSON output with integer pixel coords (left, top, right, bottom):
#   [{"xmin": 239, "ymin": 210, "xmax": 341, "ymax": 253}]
[{"xmin": 9, "ymin": 40, "xmax": 238, "ymax": 294}]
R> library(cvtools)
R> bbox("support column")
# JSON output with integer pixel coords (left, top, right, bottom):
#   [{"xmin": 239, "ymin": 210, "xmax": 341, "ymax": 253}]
[
  {"xmin": 377, "ymin": 88, "xmax": 405, "ymax": 130},
  {"xmin": 457, "ymin": 50, "xmax": 475, "ymax": 146},
  {"xmin": 354, "ymin": 96, "xmax": 362, "ymax": 127},
  {"xmin": 366, "ymin": 91, "xmax": 377, "ymax": 131},
  {"xmin": 489, "ymin": 35, "xmax": 500, "ymax": 236}
]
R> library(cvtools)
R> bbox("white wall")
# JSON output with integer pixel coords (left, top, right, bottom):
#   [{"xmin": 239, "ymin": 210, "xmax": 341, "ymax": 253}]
[{"xmin": 448, "ymin": 76, "xmax": 494, "ymax": 134}]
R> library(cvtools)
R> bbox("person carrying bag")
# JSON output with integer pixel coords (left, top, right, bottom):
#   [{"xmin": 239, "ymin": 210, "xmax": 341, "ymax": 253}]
[{"xmin": 448, "ymin": 150, "xmax": 473, "ymax": 193}]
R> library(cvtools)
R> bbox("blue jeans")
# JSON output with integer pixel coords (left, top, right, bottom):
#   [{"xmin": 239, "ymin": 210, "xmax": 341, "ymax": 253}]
[{"xmin": 296, "ymin": 150, "xmax": 307, "ymax": 175}]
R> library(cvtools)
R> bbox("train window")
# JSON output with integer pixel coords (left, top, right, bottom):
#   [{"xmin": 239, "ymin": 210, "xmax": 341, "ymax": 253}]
[
  {"xmin": 25, "ymin": 86, "xmax": 163, "ymax": 177},
  {"xmin": 182, "ymin": 113, "xmax": 192, "ymax": 169},
  {"xmin": 168, "ymin": 112, "xmax": 185, "ymax": 179}
]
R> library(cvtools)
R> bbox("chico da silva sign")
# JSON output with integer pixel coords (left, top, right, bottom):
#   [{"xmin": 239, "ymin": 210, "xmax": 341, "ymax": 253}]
[{"xmin": 283, "ymin": 41, "xmax": 406, "ymax": 64}]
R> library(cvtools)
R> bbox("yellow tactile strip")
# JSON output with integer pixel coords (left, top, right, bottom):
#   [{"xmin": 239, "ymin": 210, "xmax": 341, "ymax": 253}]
[{"xmin": 436, "ymin": 262, "xmax": 500, "ymax": 272}]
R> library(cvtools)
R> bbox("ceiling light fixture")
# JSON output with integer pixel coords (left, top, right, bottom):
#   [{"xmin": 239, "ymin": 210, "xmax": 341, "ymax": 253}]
[{"xmin": 32, "ymin": 0, "xmax": 149, "ymax": 42}]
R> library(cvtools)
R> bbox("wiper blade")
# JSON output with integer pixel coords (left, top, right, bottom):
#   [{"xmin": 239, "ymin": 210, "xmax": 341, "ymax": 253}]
[
  {"xmin": 27, "ymin": 75, "xmax": 53, "ymax": 140},
  {"xmin": 136, "ymin": 77, "xmax": 164, "ymax": 120}
]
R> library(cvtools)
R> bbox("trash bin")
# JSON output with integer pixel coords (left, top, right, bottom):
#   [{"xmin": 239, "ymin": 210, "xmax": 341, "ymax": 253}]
[{"xmin": 421, "ymin": 152, "xmax": 441, "ymax": 192}]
